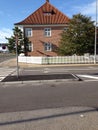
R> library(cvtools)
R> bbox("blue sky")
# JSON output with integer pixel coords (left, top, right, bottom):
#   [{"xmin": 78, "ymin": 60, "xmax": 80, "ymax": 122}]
[{"xmin": 0, "ymin": 0, "xmax": 96, "ymax": 42}]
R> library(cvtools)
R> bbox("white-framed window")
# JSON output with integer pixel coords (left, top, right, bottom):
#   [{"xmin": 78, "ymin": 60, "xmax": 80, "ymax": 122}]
[
  {"xmin": 43, "ymin": 12, "xmax": 51, "ymax": 16},
  {"xmin": 44, "ymin": 28, "xmax": 51, "ymax": 37},
  {"xmin": 44, "ymin": 42, "xmax": 52, "ymax": 51},
  {"xmin": 25, "ymin": 28, "xmax": 32, "ymax": 37},
  {"xmin": 64, "ymin": 27, "xmax": 68, "ymax": 31},
  {"xmin": 28, "ymin": 43, "xmax": 33, "ymax": 52}
]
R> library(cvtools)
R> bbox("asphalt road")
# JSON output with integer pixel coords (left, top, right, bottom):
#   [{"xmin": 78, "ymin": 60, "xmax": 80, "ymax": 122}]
[
  {"xmin": 0, "ymin": 80, "xmax": 98, "ymax": 113},
  {"xmin": 20, "ymin": 65, "xmax": 98, "ymax": 75},
  {"xmin": 0, "ymin": 56, "xmax": 98, "ymax": 114}
]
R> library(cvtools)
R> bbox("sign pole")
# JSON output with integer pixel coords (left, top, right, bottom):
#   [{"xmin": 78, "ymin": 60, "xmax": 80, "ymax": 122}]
[
  {"xmin": 15, "ymin": 34, "xmax": 19, "ymax": 78},
  {"xmin": 94, "ymin": 0, "xmax": 98, "ymax": 64}
]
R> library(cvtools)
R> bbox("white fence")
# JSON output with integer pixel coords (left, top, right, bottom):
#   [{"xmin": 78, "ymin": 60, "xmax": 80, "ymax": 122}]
[
  {"xmin": 18, "ymin": 56, "xmax": 42, "ymax": 64},
  {"xmin": 18, "ymin": 55, "xmax": 98, "ymax": 64}
]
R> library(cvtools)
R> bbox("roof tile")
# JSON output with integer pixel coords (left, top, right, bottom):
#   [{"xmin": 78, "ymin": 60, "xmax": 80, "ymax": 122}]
[{"xmin": 15, "ymin": 1, "xmax": 70, "ymax": 25}]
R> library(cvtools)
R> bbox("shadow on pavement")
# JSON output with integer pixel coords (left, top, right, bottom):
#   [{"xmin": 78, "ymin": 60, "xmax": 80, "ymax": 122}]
[{"xmin": 0, "ymin": 107, "xmax": 97, "ymax": 126}]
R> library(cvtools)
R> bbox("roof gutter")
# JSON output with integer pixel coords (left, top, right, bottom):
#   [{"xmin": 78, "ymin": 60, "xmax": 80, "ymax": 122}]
[{"xmin": 15, "ymin": 24, "xmax": 69, "ymax": 27}]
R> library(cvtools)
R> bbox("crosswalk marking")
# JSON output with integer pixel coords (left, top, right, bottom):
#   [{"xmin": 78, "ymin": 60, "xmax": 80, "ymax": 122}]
[{"xmin": 0, "ymin": 67, "xmax": 16, "ymax": 82}]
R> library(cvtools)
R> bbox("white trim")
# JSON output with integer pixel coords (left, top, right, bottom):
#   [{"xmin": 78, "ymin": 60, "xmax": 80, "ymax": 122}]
[
  {"xmin": 28, "ymin": 42, "xmax": 33, "ymax": 52},
  {"xmin": 44, "ymin": 28, "xmax": 51, "ymax": 37},
  {"xmin": 25, "ymin": 28, "xmax": 32, "ymax": 37},
  {"xmin": 44, "ymin": 42, "xmax": 52, "ymax": 51},
  {"xmin": 17, "ymin": 24, "xmax": 69, "ymax": 27}
]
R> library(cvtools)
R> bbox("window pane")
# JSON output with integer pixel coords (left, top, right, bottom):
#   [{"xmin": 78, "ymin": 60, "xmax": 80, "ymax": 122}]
[
  {"xmin": 44, "ymin": 28, "xmax": 51, "ymax": 37},
  {"xmin": 28, "ymin": 43, "xmax": 33, "ymax": 52},
  {"xmin": 25, "ymin": 28, "xmax": 32, "ymax": 37},
  {"xmin": 44, "ymin": 42, "xmax": 52, "ymax": 51}
]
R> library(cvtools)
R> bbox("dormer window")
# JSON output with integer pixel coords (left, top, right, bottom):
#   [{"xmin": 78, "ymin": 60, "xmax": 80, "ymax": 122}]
[
  {"xmin": 43, "ymin": 12, "xmax": 51, "ymax": 16},
  {"xmin": 43, "ymin": 10, "xmax": 55, "ymax": 16}
]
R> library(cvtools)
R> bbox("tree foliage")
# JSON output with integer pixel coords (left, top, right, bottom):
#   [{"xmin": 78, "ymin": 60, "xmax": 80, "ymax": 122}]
[
  {"xmin": 58, "ymin": 13, "xmax": 95, "ymax": 55},
  {"xmin": 6, "ymin": 36, "xmax": 16, "ymax": 53},
  {"xmin": 6, "ymin": 27, "xmax": 30, "ymax": 55}
]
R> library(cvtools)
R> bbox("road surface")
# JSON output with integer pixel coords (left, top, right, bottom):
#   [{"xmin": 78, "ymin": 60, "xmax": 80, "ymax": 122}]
[{"xmin": 0, "ymin": 80, "xmax": 98, "ymax": 113}]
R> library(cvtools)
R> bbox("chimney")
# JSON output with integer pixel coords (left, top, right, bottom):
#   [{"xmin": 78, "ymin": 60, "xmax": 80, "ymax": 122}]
[{"xmin": 46, "ymin": 0, "xmax": 49, "ymax": 2}]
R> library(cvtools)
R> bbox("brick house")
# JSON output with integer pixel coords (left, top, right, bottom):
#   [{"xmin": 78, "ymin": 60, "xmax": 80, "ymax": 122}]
[{"xmin": 15, "ymin": 0, "xmax": 70, "ymax": 56}]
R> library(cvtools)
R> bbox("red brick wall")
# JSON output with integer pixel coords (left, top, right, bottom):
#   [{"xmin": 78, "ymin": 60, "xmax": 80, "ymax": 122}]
[{"xmin": 25, "ymin": 26, "xmax": 64, "ymax": 56}]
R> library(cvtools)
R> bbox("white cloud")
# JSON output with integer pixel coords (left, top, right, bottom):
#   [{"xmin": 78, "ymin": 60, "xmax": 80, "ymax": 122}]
[
  {"xmin": 0, "ymin": 28, "xmax": 13, "ymax": 43},
  {"xmin": 73, "ymin": 1, "xmax": 96, "ymax": 21},
  {"xmin": 80, "ymin": 1, "xmax": 96, "ymax": 15},
  {"xmin": 57, "ymin": 1, "xmax": 97, "ymax": 21}
]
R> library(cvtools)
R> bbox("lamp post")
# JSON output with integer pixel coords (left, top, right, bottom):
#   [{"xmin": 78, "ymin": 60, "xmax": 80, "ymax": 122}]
[
  {"xmin": 15, "ymin": 34, "xmax": 19, "ymax": 78},
  {"xmin": 94, "ymin": 0, "xmax": 98, "ymax": 64}
]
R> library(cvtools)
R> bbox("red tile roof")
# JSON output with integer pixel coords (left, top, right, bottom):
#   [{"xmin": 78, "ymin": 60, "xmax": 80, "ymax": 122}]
[{"xmin": 15, "ymin": 1, "xmax": 70, "ymax": 25}]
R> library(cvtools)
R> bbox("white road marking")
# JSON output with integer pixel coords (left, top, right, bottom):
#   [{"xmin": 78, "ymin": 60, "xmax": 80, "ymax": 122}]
[
  {"xmin": 0, "ymin": 76, "xmax": 5, "ymax": 81},
  {"xmin": 77, "ymin": 75, "xmax": 98, "ymax": 80},
  {"xmin": 43, "ymin": 68, "xmax": 50, "ymax": 73},
  {"xmin": 0, "ymin": 67, "xmax": 16, "ymax": 82}
]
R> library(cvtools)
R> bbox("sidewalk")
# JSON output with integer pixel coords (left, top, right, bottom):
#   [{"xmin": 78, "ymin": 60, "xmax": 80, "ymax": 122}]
[{"xmin": 0, "ymin": 107, "xmax": 98, "ymax": 130}]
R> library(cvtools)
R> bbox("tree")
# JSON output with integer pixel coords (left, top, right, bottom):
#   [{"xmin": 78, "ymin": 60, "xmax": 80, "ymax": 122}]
[
  {"xmin": 58, "ymin": 13, "xmax": 95, "ymax": 55},
  {"xmin": 6, "ymin": 27, "xmax": 30, "ymax": 55},
  {"xmin": 6, "ymin": 27, "xmax": 23, "ymax": 53},
  {"xmin": 6, "ymin": 36, "xmax": 16, "ymax": 53}
]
